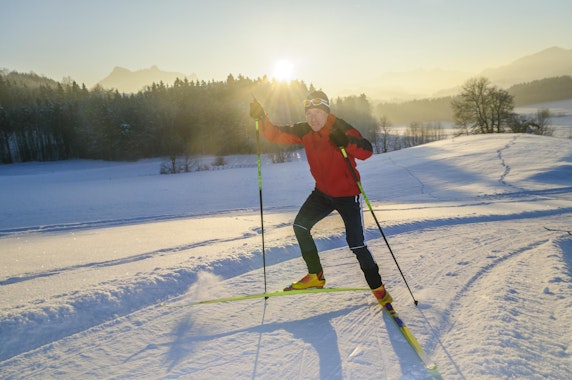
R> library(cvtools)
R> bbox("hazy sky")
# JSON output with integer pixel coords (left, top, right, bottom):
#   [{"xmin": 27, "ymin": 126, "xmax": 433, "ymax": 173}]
[{"xmin": 2, "ymin": 0, "xmax": 571, "ymax": 96}]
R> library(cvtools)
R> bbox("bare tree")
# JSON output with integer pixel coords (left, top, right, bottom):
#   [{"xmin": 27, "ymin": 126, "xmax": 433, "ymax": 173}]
[
  {"xmin": 508, "ymin": 108, "xmax": 553, "ymax": 136},
  {"xmin": 452, "ymin": 77, "xmax": 515, "ymax": 134},
  {"xmin": 376, "ymin": 115, "xmax": 393, "ymax": 153},
  {"xmin": 401, "ymin": 122, "xmax": 445, "ymax": 147},
  {"xmin": 489, "ymin": 87, "xmax": 514, "ymax": 133},
  {"xmin": 533, "ymin": 108, "xmax": 553, "ymax": 136}
]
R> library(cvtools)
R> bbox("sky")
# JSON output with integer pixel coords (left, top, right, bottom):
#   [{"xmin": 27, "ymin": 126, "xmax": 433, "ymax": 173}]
[{"xmin": 1, "ymin": 0, "xmax": 571, "ymax": 96}]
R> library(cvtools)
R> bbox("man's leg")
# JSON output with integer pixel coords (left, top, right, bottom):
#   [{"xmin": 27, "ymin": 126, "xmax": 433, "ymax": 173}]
[
  {"xmin": 293, "ymin": 190, "xmax": 334, "ymax": 274},
  {"xmin": 336, "ymin": 195, "xmax": 383, "ymax": 289}
]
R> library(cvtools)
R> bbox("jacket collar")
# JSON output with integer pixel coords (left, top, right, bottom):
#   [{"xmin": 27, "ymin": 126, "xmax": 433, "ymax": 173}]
[{"xmin": 322, "ymin": 114, "xmax": 337, "ymax": 133}]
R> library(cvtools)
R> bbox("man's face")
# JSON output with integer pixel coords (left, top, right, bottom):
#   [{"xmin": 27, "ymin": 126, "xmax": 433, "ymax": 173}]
[{"xmin": 305, "ymin": 108, "xmax": 329, "ymax": 132}]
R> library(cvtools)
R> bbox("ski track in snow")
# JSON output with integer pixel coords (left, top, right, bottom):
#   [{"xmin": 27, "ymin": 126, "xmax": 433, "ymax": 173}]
[
  {"xmin": 0, "ymin": 230, "xmax": 258, "ymax": 287},
  {"xmin": 442, "ymin": 235, "xmax": 570, "ymax": 378},
  {"xmin": 386, "ymin": 154, "xmax": 431, "ymax": 198},
  {"xmin": 3, "ymin": 202, "xmax": 570, "ymax": 364}
]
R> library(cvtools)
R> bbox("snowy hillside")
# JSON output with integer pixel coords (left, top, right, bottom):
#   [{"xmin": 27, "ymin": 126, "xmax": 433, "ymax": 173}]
[{"xmin": 1, "ymin": 134, "xmax": 571, "ymax": 379}]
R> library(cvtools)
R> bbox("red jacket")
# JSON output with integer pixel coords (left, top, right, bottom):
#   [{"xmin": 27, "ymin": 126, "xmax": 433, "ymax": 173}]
[{"xmin": 261, "ymin": 114, "xmax": 373, "ymax": 197}]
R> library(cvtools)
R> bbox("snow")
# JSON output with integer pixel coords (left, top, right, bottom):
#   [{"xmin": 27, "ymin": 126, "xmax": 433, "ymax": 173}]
[
  {"xmin": 515, "ymin": 99, "xmax": 572, "ymax": 139},
  {"xmin": 1, "ymin": 133, "xmax": 571, "ymax": 379}
]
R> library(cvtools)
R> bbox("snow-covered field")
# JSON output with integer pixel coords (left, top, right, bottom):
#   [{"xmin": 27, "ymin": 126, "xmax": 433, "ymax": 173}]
[
  {"xmin": 515, "ymin": 98, "xmax": 572, "ymax": 139},
  {"xmin": 1, "ymin": 132, "xmax": 571, "ymax": 379}
]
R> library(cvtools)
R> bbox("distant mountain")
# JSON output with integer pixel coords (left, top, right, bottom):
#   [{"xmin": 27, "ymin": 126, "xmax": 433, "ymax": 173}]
[
  {"xmin": 97, "ymin": 66, "xmax": 198, "ymax": 93},
  {"xmin": 0, "ymin": 70, "xmax": 61, "ymax": 89},
  {"xmin": 344, "ymin": 46, "xmax": 572, "ymax": 101},
  {"xmin": 479, "ymin": 47, "xmax": 572, "ymax": 87},
  {"xmin": 339, "ymin": 68, "xmax": 472, "ymax": 101}
]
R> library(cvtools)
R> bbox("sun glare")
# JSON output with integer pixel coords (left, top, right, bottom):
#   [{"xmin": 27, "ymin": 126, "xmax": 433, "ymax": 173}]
[{"xmin": 273, "ymin": 60, "xmax": 293, "ymax": 82}]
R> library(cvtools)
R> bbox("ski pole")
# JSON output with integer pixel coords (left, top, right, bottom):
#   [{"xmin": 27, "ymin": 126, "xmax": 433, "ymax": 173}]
[
  {"xmin": 255, "ymin": 117, "xmax": 268, "ymax": 294},
  {"xmin": 340, "ymin": 147, "xmax": 419, "ymax": 306}
]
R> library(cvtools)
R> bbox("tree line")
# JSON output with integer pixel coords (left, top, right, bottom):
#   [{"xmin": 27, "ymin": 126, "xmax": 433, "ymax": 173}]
[
  {"xmin": 2, "ymin": 69, "xmax": 564, "ymax": 165},
  {"xmin": 0, "ymin": 71, "xmax": 427, "ymax": 165},
  {"xmin": 0, "ymin": 72, "xmax": 314, "ymax": 163}
]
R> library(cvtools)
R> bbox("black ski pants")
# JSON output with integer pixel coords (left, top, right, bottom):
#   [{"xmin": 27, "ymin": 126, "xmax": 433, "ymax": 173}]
[{"xmin": 292, "ymin": 189, "xmax": 383, "ymax": 289}]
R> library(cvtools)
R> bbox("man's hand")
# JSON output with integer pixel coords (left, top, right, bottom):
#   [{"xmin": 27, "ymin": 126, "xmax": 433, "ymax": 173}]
[
  {"xmin": 329, "ymin": 128, "xmax": 349, "ymax": 147},
  {"xmin": 250, "ymin": 99, "xmax": 266, "ymax": 120}
]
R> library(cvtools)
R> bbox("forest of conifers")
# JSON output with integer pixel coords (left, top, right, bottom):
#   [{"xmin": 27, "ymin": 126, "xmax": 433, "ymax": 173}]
[{"xmin": 0, "ymin": 72, "xmax": 379, "ymax": 163}]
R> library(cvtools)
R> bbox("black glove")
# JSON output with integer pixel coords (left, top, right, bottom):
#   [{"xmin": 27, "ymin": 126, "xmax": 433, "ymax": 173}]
[
  {"xmin": 329, "ymin": 128, "xmax": 349, "ymax": 147},
  {"xmin": 249, "ymin": 99, "xmax": 266, "ymax": 120}
]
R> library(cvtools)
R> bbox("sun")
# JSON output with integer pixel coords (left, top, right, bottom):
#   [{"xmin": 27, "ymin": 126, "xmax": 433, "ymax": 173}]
[{"xmin": 273, "ymin": 60, "xmax": 294, "ymax": 82}]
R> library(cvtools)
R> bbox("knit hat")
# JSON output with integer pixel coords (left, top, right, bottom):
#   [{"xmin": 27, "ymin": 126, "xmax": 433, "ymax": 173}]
[{"xmin": 304, "ymin": 90, "xmax": 330, "ymax": 114}]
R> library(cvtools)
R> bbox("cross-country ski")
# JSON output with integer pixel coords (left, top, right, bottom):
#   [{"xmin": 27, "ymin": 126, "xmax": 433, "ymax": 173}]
[{"xmin": 164, "ymin": 286, "xmax": 370, "ymax": 307}]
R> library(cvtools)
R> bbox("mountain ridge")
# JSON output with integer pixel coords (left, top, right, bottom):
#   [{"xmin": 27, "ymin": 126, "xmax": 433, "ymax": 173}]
[
  {"xmin": 97, "ymin": 65, "xmax": 199, "ymax": 93},
  {"xmin": 93, "ymin": 46, "xmax": 572, "ymax": 98},
  {"xmin": 479, "ymin": 46, "xmax": 572, "ymax": 86},
  {"xmin": 340, "ymin": 46, "xmax": 572, "ymax": 101}
]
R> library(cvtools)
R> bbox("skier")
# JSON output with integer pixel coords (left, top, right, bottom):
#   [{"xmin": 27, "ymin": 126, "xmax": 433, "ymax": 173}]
[{"xmin": 249, "ymin": 90, "xmax": 392, "ymax": 306}]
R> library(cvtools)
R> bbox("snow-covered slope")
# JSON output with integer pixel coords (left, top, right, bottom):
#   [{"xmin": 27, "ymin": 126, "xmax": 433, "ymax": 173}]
[{"xmin": 1, "ymin": 134, "xmax": 571, "ymax": 379}]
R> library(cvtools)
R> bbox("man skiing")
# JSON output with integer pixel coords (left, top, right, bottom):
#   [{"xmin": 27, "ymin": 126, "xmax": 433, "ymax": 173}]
[{"xmin": 249, "ymin": 90, "xmax": 392, "ymax": 306}]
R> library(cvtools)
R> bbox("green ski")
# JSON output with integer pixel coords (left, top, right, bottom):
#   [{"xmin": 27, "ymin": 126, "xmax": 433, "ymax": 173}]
[{"xmin": 164, "ymin": 287, "xmax": 370, "ymax": 308}]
